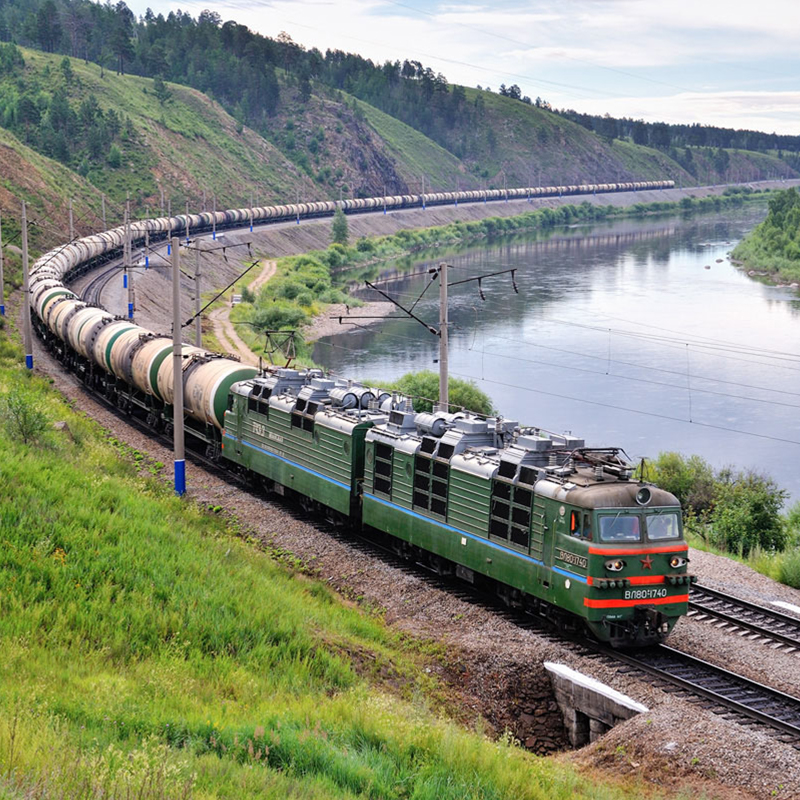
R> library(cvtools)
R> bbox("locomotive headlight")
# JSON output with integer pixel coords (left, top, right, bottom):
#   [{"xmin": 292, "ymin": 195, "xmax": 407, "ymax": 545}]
[
  {"xmin": 605, "ymin": 559, "xmax": 626, "ymax": 572},
  {"xmin": 669, "ymin": 556, "xmax": 688, "ymax": 569}
]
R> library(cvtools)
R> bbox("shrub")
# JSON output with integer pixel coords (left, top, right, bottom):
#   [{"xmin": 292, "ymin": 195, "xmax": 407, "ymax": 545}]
[
  {"xmin": 709, "ymin": 470, "xmax": 787, "ymax": 556},
  {"xmin": 252, "ymin": 302, "xmax": 307, "ymax": 331},
  {"xmin": 240, "ymin": 286, "xmax": 255, "ymax": 304},
  {"xmin": 779, "ymin": 548, "xmax": 800, "ymax": 589},
  {"xmin": 645, "ymin": 452, "xmax": 716, "ymax": 515},
  {"xmin": 1, "ymin": 385, "xmax": 49, "ymax": 445},
  {"xmin": 107, "ymin": 144, "xmax": 122, "ymax": 168},
  {"xmin": 376, "ymin": 371, "xmax": 495, "ymax": 415},
  {"xmin": 356, "ymin": 236, "xmax": 374, "ymax": 253}
]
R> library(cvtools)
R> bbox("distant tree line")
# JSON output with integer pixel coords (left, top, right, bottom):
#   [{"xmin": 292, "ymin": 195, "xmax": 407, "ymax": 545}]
[{"xmin": 554, "ymin": 107, "xmax": 800, "ymax": 155}]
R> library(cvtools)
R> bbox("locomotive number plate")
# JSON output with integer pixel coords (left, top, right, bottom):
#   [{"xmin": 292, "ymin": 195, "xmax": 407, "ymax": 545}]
[
  {"xmin": 624, "ymin": 588, "xmax": 668, "ymax": 600},
  {"xmin": 556, "ymin": 549, "xmax": 587, "ymax": 569}
]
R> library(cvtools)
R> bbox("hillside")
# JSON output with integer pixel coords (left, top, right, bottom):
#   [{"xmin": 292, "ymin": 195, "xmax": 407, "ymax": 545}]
[{"xmin": 0, "ymin": 43, "xmax": 796, "ymax": 250}]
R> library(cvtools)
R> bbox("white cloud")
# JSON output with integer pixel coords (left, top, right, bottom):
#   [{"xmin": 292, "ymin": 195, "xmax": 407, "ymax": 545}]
[
  {"xmin": 129, "ymin": 0, "xmax": 800, "ymax": 133},
  {"xmin": 578, "ymin": 90, "xmax": 800, "ymax": 134}
]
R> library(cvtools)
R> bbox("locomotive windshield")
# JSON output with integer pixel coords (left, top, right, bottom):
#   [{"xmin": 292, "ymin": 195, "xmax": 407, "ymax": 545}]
[
  {"xmin": 646, "ymin": 512, "xmax": 681, "ymax": 540},
  {"xmin": 599, "ymin": 514, "xmax": 641, "ymax": 542},
  {"xmin": 597, "ymin": 510, "xmax": 682, "ymax": 543}
]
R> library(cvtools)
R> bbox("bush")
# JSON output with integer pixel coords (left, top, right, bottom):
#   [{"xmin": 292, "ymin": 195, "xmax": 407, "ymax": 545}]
[
  {"xmin": 376, "ymin": 371, "xmax": 495, "ymax": 415},
  {"xmin": 107, "ymin": 144, "xmax": 122, "ymax": 168},
  {"xmin": 1, "ymin": 385, "xmax": 49, "ymax": 445},
  {"xmin": 240, "ymin": 286, "xmax": 255, "ymax": 304},
  {"xmin": 645, "ymin": 452, "xmax": 716, "ymax": 515},
  {"xmin": 252, "ymin": 302, "xmax": 307, "ymax": 331},
  {"xmin": 779, "ymin": 548, "xmax": 800, "ymax": 589},
  {"xmin": 356, "ymin": 236, "xmax": 374, "ymax": 253},
  {"xmin": 709, "ymin": 470, "xmax": 787, "ymax": 556}
]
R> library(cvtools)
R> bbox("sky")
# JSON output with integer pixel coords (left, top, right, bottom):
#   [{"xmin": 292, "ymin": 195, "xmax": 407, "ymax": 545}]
[{"xmin": 127, "ymin": 0, "xmax": 800, "ymax": 135}]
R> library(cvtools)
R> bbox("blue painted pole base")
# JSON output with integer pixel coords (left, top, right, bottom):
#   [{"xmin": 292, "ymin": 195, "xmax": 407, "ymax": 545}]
[
  {"xmin": 128, "ymin": 303, "xmax": 133, "ymax": 319},
  {"xmin": 0, "ymin": 304, "xmax": 5, "ymax": 316},
  {"xmin": 250, "ymin": 224, "xmax": 253, "ymax": 232},
  {"xmin": 123, "ymin": 274, "xmax": 128, "ymax": 289},
  {"xmin": 174, "ymin": 459, "xmax": 186, "ymax": 496},
  {"xmin": 145, "ymin": 256, "xmax": 149, "ymax": 268},
  {"xmin": 167, "ymin": 243, "xmax": 172, "ymax": 255},
  {"xmin": 25, "ymin": 354, "xmax": 33, "ymax": 370}
]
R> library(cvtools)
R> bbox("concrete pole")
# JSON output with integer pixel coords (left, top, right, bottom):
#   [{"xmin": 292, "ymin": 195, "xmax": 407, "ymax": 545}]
[
  {"xmin": 194, "ymin": 245, "xmax": 202, "ymax": 347},
  {"xmin": 144, "ymin": 228, "xmax": 149, "ymax": 268},
  {"xmin": 122, "ymin": 202, "xmax": 129, "ymax": 291},
  {"xmin": 69, "ymin": 198, "xmax": 74, "ymax": 241},
  {"xmin": 249, "ymin": 206, "xmax": 253, "ymax": 233},
  {"xmin": 101, "ymin": 193, "xmax": 106, "ymax": 231},
  {"xmin": 185, "ymin": 200, "xmax": 189, "ymax": 242},
  {"xmin": 126, "ymin": 197, "xmax": 134, "ymax": 320},
  {"xmin": 0, "ymin": 212, "xmax": 4, "ymax": 316},
  {"xmin": 438, "ymin": 261, "xmax": 448, "ymax": 412},
  {"xmin": 21, "ymin": 201, "xmax": 33, "ymax": 370},
  {"xmin": 422, "ymin": 173, "xmax": 425, "ymax": 210},
  {"xmin": 202, "ymin": 189, "xmax": 206, "ymax": 212},
  {"xmin": 160, "ymin": 186, "xmax": 165, "ymax": 217},
  {"xmin": 167, "ymin": 198, "xmax": 172, "ymax": 254},
  {"xmin": 172, "ymin": 237, "xmax": 186, "ymax": 496},
  {"xmin": 212, "ymin": 195, "xmax": 217, "ymax": 240}
]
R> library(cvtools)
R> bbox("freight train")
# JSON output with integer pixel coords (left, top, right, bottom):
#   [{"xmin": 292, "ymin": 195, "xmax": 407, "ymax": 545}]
[{"xmin": 27, "ymin": 181, "xmax": 692, "ymax": 647}]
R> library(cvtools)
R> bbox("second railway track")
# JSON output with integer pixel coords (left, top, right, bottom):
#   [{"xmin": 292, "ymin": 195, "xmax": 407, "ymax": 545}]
[{"xmin": 689, "ymin": 583, "xmax": 800, "ymax": 652}]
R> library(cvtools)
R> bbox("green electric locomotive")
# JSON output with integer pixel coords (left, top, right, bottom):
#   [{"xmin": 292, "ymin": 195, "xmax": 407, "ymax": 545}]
[{"xmin": 222, "ymin": 368, "xmax": 692, "ymax": 647}]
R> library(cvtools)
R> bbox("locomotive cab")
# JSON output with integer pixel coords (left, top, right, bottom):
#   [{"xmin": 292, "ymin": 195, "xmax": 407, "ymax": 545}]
[
  {"xmin": 538, "ymin": 452, "xmax": 693, "ymax": 647},
  {"xmin": 586, "ymin": 502, "xmax": 693, "ymax": 646}
]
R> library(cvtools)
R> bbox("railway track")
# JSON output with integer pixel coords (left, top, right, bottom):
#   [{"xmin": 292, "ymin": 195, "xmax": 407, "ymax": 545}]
[
  {"xmin": 80, "ymin": 261, "xmax": 120, "ymax": 306},
  {"xmin": 689, "ymin": 584, "xmax": 800, "ymax": 652},
  {"xmin": 589, "ymin": 643, "xmax": 800, "ymax": 747}
]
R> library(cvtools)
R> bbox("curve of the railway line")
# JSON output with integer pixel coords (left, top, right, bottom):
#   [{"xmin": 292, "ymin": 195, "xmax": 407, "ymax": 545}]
[{"xmin": 26, "ymin": 177, "xmax": 800, "ymax": 756}]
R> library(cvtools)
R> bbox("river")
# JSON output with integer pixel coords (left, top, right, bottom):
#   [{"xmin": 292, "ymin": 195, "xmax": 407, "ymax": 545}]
[{"xmin": 314, "ymin": 203, "xmax": 800, "ymax": 502}]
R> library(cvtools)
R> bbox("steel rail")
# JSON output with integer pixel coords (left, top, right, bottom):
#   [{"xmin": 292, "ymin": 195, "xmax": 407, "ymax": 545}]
[{"xmin": 689, "ymin": 584, "xmax": 800, "ymax": 650}]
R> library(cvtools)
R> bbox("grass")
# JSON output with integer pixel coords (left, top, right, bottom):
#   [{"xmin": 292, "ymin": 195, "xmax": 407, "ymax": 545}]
[
  {"xmin": 352, "ymin": 96, "xmax": 467, "ymax": 190},
  {"xmin": 0, "ymin": 326, "xmax": 684, "ymax": 800}
]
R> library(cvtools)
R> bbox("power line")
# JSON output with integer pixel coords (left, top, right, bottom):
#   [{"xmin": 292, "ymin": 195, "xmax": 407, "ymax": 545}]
[{"xmin": 449, "ymin": 372, "xmax": 800, "ymax": 448}]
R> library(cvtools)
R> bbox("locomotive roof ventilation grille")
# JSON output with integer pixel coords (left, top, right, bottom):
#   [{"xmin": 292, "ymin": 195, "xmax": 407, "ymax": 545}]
[
  {"xmin": 498, "ymin": 459, "xmax": 517, "ymax": 480},
  {"xmin": 420, "ymin": 436, "xmax": 437, "ymax": 455}
]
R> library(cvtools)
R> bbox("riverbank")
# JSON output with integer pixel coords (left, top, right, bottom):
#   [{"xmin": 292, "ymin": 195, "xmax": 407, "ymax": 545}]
[
  {"xmin": 245, "ymin": 186, "xmax": 786, "ymax": 360},
  {"xmin": 74, "ymin": 179, "xmax": 800, "ymax": 339}
]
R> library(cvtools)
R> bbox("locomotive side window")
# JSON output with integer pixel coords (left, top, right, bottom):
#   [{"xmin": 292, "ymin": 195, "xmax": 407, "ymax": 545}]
[
  {"xmin": 570, "ymin": 510, "xmax": 593, "ymax": 540},
  {"xmin": 647, "ymin": 512, "xmax": 680, "ymax": 540},
  {"xmin": 599, "ymin": 514, "xmax": 641, "ymax": 543}
]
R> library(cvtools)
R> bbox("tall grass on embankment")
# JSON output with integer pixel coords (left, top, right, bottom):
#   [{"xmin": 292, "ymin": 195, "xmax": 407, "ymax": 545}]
[{"xmin": 0, "ymin": 330, "xmax": 669, "ymax": 799}]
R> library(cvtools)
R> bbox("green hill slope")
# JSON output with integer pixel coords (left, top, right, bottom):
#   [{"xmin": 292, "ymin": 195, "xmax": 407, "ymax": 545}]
[{"xmin": 0, "ymin": 338, "xmax": 668, "ymax": 800}]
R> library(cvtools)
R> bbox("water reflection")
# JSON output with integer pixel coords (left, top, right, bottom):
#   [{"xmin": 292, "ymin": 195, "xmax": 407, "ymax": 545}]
[{"xmin": 316, "ymin": 203, "xmax": 800, "ymax": 500}]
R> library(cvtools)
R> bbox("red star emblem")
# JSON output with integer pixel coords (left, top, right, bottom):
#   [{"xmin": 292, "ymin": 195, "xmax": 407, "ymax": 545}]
[{"xmin": 640, "ymin": 555, "xmax": 654, "ymax": 570}]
